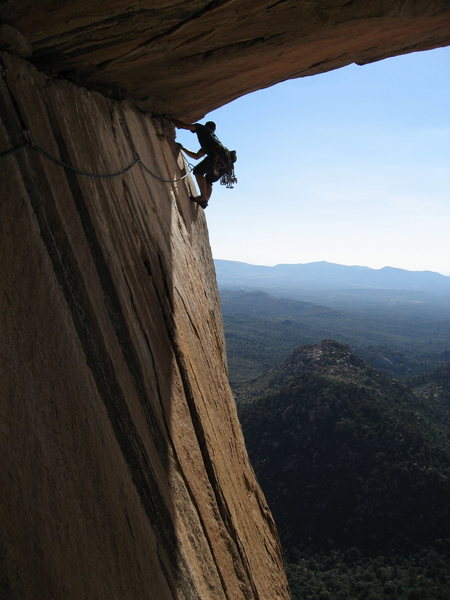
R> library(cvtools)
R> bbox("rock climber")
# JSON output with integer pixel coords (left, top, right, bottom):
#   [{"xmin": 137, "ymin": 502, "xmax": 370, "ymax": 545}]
[{"xmin": 171, "ymin": 118, "xmax": 236, "ymax": 209}]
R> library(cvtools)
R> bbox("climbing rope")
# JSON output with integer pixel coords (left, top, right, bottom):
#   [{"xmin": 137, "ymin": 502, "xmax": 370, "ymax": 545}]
[
  {"xmin": 0, "ymin": 133, "xmax": 192, "ymax": 183},
  {"xmin": 0, "ymin": 142, "xmax": 29, "ymax": 159},
  {"xmin": 34, "ymin": 142, "xmax": 139, "ymax": 179},
  {"xmin": 136, "ymin": 155, "xmax": 192, "ymax": 183}
]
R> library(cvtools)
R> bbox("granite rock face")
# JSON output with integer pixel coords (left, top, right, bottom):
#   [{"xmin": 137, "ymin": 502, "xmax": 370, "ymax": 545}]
[
  {"xmin": 0, "ymin": 53, "xmax": 289, "ymax": 599},
  {"xmin": 1, "ymin": 1, "xmax": 450, "ymax": 118}
]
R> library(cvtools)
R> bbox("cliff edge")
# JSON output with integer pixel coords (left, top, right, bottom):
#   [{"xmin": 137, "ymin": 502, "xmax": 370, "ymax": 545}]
[{"xmin": 0, "ymin": 53, "xmax": 288, "ymax": 599}]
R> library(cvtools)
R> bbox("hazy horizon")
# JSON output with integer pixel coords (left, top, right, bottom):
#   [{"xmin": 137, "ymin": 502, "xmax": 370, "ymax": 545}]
[{"xmin": 214, "ymin": 257, "xmax": 450, "ymax": 277}]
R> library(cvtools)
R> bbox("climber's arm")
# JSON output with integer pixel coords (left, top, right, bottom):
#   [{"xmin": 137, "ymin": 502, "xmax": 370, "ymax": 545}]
[{"xmin": 178, "ymin": 145, "xmax": 205, "ymax": 160}]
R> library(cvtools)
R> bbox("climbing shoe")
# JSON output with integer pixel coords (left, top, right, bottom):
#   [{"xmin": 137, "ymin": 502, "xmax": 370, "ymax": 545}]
[{"xmin": 190, "ymin": 195, "xmax": 208, "ymax": 209}]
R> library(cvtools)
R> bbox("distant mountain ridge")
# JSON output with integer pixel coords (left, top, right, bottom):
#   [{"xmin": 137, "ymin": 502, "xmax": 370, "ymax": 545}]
[{"xmin": 215, "ymin": 259, "xmax": 450, "ymax": 293}]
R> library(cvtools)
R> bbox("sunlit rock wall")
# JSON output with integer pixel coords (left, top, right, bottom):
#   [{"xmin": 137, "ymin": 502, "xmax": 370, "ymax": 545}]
[{"xmin": 0, "ymin": 52, "xmax": 289, "ymax": 600}]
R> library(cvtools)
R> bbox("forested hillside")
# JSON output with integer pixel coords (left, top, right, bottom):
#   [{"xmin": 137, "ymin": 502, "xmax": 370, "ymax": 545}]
[
  {"xmin": 236, "ymin": 341, "xmax": 450, "ymax": 600},
  {"xmin": 409, "ymin": 362, "xmax": 450, "ymax": 423},
  {"xmin": 218, "ymin": 263, "xmax": 450, "ymax": 598},
  {"xmin": 220, "ymin": 289, "xmax": 450, "ymax": 382}
]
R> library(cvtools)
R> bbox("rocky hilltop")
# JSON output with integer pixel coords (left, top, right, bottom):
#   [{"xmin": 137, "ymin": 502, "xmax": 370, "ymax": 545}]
[
  {"xmin": 237, "ymin": 340, "xmax": 450, "ymax": 554},
  {"xmin": 1, "ymin": 3, "xmax": 450, "ymax": 600}
]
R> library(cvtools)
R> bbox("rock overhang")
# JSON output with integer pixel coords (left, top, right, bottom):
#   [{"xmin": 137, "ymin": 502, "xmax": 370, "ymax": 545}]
[{"xmin": 1, "ymin": 1, "xmax": 450, "ymax": 120}]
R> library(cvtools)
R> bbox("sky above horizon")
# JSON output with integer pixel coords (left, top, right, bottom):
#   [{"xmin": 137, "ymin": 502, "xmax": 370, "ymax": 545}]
[{"xmin": 174, "ymin": 47, "xmax": 450, "ymax": 275}]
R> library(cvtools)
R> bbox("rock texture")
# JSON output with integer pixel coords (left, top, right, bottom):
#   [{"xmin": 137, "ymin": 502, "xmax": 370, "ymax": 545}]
[
  {"xmin": 1, "ymin": 1, "xmax": 450, "ymax": 119},
  {"xmin": 0, "ymin": 52, "xmax": 289, "ymax": 599}
]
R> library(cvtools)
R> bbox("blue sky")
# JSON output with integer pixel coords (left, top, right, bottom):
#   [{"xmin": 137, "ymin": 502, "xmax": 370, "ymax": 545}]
[{"xmin": 175, "ymin": 47, "xmax": 450, "ymax": 275}]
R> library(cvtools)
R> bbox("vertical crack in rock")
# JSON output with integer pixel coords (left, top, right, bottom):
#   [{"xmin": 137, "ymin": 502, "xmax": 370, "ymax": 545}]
[
  {"xmin": 151, "ymin": 256, "xmax": 261, "ymax": 600},
  {"xmin": 175, "ymin": 288, "xmax": 202, "ymax": 342},
  {"xmin": 130, "ymin": 260, "xmax": 232, "ymax": 598},
  {"xmin": 0, "ymin": 56, "xmax": 29, "ymax": 140}
]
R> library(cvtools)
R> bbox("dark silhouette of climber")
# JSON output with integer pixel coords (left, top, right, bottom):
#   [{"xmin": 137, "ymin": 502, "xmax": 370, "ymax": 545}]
[{"xmin": 171, "ymin": 119, "xmax": 236, "ymax": 209}]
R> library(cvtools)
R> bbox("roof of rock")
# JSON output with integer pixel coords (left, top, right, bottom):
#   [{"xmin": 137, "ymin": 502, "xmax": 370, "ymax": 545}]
[{"xmin": 1, "ymin": 1, "xmax": 450, "ymax": 119}]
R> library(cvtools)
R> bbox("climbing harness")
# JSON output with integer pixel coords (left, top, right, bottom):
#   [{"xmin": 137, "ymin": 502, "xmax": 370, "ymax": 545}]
[{"xmin": 0, "ymin": 130, "xmax": 193, "ymax": 183}]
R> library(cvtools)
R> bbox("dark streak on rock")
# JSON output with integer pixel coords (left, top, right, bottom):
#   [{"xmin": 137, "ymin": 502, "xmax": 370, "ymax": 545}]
[
  {"xmin": 137, "ymin": 256, "xmax": 233, "ymax": 596},
  {"xmin": 147, "ymin": 253, "xmax": 260, "ymax": 599},
  {"xmin": 175, "ymin": 288, "xmax": 202, "ymax": 341},
  {"xmin": 34, "ymin": 12, "xmax": 138, "ymax": 49},
  {"xmin": 182, "ymin": 36, "xmax": 270, "ymax": 61},
  {"xmin": 266, "ymin": 0, "xmax": 292, "ymax": 11},
  {"xmin": 142, "ymin": 252, "xmax": 238, "ymax": 598}
]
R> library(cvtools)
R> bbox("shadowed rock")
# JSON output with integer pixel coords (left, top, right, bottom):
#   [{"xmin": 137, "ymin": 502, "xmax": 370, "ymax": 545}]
[
  {"xmin": 0, "ymin": 52, "xmax": 289, "ymax": 599},
  {"xmin": 0, "ymin": 1, "xmax": 449, "ymax": 118}
]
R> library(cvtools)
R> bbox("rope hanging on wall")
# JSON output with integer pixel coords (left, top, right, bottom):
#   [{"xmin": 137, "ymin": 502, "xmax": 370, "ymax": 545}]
[{"xmin": 0, "ymin": 131, "xmax": 193, "ymax": 183}]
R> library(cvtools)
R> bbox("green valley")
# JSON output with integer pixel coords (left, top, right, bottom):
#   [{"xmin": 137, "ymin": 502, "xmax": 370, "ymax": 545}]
[{"xmin": 236, "ymin": 340, "xmax": 450, "ymax": 600}]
